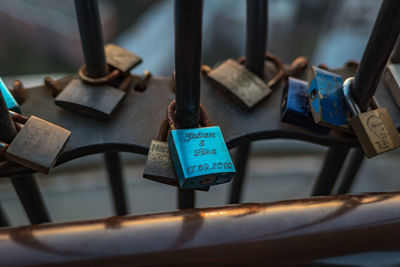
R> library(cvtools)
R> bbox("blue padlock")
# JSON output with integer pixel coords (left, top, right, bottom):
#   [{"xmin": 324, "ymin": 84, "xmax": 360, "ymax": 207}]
[
  {"xmin": 308, "ymin": 67, "xmax": 351, "ymax": 132},
  {"xmin": 281, "ymin": 77, "xmax": 330, "ymax": 134},
  {"xmin": 168, "ymin": 126, "xmax": 235, "ymax": 189},
  {"xmin": 0, "ymin": 78, "xmax": 20, "ymax": 113}
]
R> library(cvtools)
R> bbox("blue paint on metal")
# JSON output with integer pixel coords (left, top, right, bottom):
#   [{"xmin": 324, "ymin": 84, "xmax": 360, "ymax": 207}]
[
  {"xmin": 168, "ymin": 126, "xmax": 235, "ymax": 189},
  {"xmin": 281, "ymin": 77, "xmax": 330, "ymax": 134},
  {"xmin": 0, "ymin": 78, "xmax": 20, "ymax": 113},
  {"xmin": 308, "ymin": 67, "xmax": 349, "ymax": 128}
]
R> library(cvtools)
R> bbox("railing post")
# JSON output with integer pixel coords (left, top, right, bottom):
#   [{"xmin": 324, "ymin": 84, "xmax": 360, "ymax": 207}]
[
  {"xmin": 229, "ymin": 0, "xmax": 268, "ymax": 204},
  {"xmin": 74, "ymin": 0, "xmax": 109, "ymax": 78},
  {"xmin": 352, "ymin": 0, "xmax": 400, "ymax": 111},
  {"xmin": 74, "ymin": 0, "xmax": 128, "ymax": 215},
  {"xmin": 0, "ymin": 90, "xmax": 50, "ymax": 224},
  {"xmin": 175, "ymin": 0, "xmax": 203, "ymax": 209}
]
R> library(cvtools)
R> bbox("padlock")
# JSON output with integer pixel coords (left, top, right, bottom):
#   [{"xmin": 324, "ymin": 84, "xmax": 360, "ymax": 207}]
[
  {"xmin": 384, "ymin": 63, "xmax": 400, "ymax": 108},
  {"xmin": 281, "ymin": 77, "xmax": 330, "ymax": 134},
  {"xmin": 343, "ymin": 77, "xmax": 400, "ymax": 158},
  {"xmin": 104, "ymin": 44, "xmax": 142, "ymax": 73},
  {"xmin": 143, "ymin": 113, "xmax": 210, "ymax": 191},
  {"xmin": 4, "ymin": 111, "xmax": 71, "ymax": 173},
  {"xmin": 0, "ymin": 78, "xmax": 20, "ymax": 113},
  {"xmin": 168, "ymin": 126, "xmax": 235, "ymax": 189},
  {"xmin": 205, "ymin": 58, "xmax": 272, "ymax": 109},
  {"xmin": 55, "ymin": 44, "xmax": 141, "ymax": 120},
  {"xmin": 55, "ymin": 79, "xmax": 125, "ymax": 120},
  {"xmin": 308, "ymin": 67, "xmax": 351, "ymax": 132}
]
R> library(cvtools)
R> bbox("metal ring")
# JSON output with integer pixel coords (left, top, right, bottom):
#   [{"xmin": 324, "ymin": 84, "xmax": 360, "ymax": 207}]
[
  {"xmin": 9, "ymin": 110, "xmax": 28, "ymax": 124},
  {"xmin": 79, "ymin": 65, "xmax": 121, "ymax": 85},
  {"xmin": 343, "ymin": 77, "xmax": 361, "ymax": 116},
  {"xmin": 236, "ymin": 52, "xmax": 285, "ymax": 88},
  {"xmin": 166, "ymin": 100, "xmax": 211, "ymax": 131}
]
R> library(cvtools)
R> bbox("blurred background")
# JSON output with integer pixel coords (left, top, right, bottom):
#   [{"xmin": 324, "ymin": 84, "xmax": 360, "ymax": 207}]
[{"xmin": 1, "ymin": 0, "xmax": 399, "ymax": 226}]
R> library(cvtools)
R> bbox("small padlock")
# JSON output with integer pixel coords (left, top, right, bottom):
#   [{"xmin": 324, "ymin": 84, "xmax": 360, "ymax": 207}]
[
  {"xmin": 104, "ymin": 43, "xmax": 142, "ymax": 73},
  {"xmin": 308, "ymin": 67, "xmax": 351, "ymax": 132},
  {"xmin": 168, "ymin": 126, "xmax": 235, "ymax": 189},
  {"xmin": 281, "ymin": 77, "xmax": 330, "ymax": 134},
  {"xmin": 205, "ymin": 58, "xmax": 272, "ymax": 109},
  {"xmin": 0, "ymin": 78, "xmax": 20, "ymax": 113},
  {"xmin": 55, "ymin": 44, "xmax": 141, "ymax": 120},
  {"xmin": 384, "ymin": 63, "xmax": 400, "ymax": 108},
  {"xmin": 4, "ymin": 111, "xmax": 71, "ymax": 173},
  {"xmin": 343, "ymin": 77, "xmax": 400, "ymax": 158},
  {"xmin": 55, "ymin": 79, "xmax": 125, "ymax": 120}
]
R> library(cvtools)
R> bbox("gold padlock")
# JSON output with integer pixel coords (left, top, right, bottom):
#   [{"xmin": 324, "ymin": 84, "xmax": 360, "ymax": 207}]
[{"xmin": 343, "ymin": 77, "xmax": 400, "ymax": 158}]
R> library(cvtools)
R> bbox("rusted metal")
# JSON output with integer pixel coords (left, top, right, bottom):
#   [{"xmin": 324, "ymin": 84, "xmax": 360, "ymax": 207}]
[
  {"xmin": 12, "ymin": 80, "xmax": 25, "ymax": 105},
  {"xmin": 44, "ymin": 77, "xmax": 62, "ymax": 97},
  {"xmin": 78, "ymin": 65, "xmax": 120, "ymax": 85},
  {"xmin": 0, "ymin": 192, "xmax": 399, "ymax": 266}
]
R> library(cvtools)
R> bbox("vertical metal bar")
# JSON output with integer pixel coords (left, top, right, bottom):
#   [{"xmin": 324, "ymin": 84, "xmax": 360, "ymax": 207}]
[
  {"xmin": 311, "ymin": 147, "xmax": 350, "ymax": 196},
  {"xmin": 245, "ymin": 0, "xmax": 268, "ymax": 78},
  {"xmin": 0, "ymin": 203, "xmax": 9, "ymax": 227},
  {"xmin": 335, "ymin": 148, "xmax": 365, "ymax": 195},
  {"xmin": 391, "ymin": 37, "xmax": 400, "ymax": 63},
  {"xmin": 174, "ymin": 0, "xmax": 203, "ymax": 209},
  {"xmin": 0, "ymin": 90, "xmax": 50, "ymax": 224},
  {"xmin": 229, "ymin": 0, "xmax": 268, "ymax": 204},
  {"xmin": 352, "ymin": 0, "xmax": 400, "ymax": 111},
  {"xmin": 75, "ymin": 0, "xmax": 128, "ymax": 215},
  {"xmin": 178, "ymin": 190, "xmax": 196, "ymax": 210},
  {"xmin": 229, "ymin": 143, "xmax": 251, "ymax": 204},
  {"xmin": 104, "ymin": 152, "xmax": 128, "ymax": 215},
  {"xmin": 10, "ymin": 175, "xmax": 50, "ymax": 224},
  {"xmin": 74, "ymin": 0, "xmax": 109, "ymax": 78},
  {"xmin": 174, "ymin": 0, "xmax": 203, "ymax": 129}
]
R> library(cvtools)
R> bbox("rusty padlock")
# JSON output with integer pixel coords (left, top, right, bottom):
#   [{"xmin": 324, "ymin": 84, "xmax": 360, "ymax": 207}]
[
  {"xmin": 3, "ymin": 111, "xmax": 71, "ymax": 173},
  {"xmin": 343, "ymin": 77, "xmax": 400, "ymax": 158},
  {"xmin": 55, "ymin": 44, "xmax": 142, "ymax": 120}
]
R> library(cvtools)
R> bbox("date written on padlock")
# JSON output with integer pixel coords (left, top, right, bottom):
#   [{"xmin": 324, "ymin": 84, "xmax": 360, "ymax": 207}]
[
  {"xmin": 206, "ymin": 59, "xmax": 271, "ymax": 109},
  {"xmin": 281, "ymin": 77, "xmax": 330, "ymax": 134},
  {"xmin": 6, "ymin": 114, "xmax": 71, "ymax": 173},
  {"xmin": 168, "ymin": 126, "xmax": 235, "ymax": 189},
  {"xmin": 308, "ymin": 67, "xmax": 351, "ymax": 132},
  {"xmin": 343, "ymin": 77, "xmax": 400, "ymax": 158},
  {"xmin": 0, "ymin": 78, "xmax": 20, "ymax": 113}
]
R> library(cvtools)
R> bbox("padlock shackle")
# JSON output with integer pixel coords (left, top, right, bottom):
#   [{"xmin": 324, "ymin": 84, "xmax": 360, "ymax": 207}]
[
  {"xmin": 245, "ymin": 0, "xmax": 268, "ymax": 79},
  {"xmin": 74, "ymin": 0, "xmax": 109, "ymax": 78},
  {"xmin": 174, "ymin": 0, "xmax": 203, "ymax": 129},
  {"xmin": 343, "ymin": 77, "xmax": 361, "ymax": 116},
  {"xmin": 352, "ymin": 0, "xmax": 400, "ymax": 111}
]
